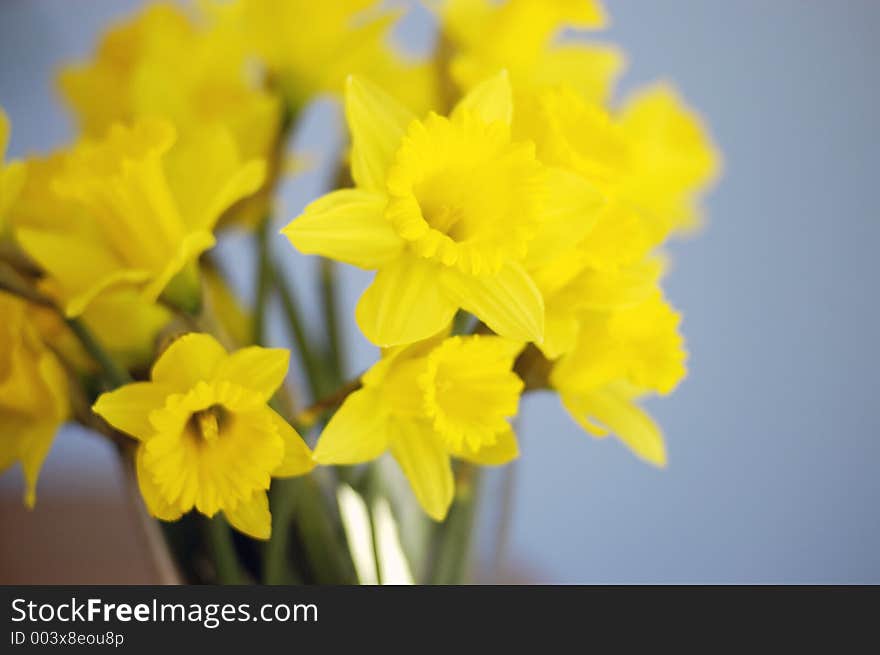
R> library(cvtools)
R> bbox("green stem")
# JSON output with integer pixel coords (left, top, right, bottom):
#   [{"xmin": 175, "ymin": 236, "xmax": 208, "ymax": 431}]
[
  {"xmin": 292, "ymin": 475, "xmax": 358, "ymax": 584},
  {"xmin": 263, "ymin": 478, "xmax": 303, "ymax": 584},
  {"xmin": 318, "ymin": 258, "xmax": 344, "ymax": 389},
  {"xmin": 253, "ymin": 215, "xmax": 273, "ymax": 345},
  {"xmin": 429, "ymin": 465, "xmax": 482, "ymax": 584},
  {"xmin": 274, "ymin": 260, "xmax": 324, "ymax": 402},
  {"xmin": 65, "ymin": 317, "xmax": 132, "ymax": 388},
  {"xmin": 365, "ymin": 464, "xmax": 384, "ymax": 584},
  {"xmin": 205, "ymin": 515, "xmax": 246, "ymax": 584}
]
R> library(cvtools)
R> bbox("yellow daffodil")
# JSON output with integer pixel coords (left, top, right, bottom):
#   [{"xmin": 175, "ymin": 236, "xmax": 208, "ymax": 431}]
[
  {"xmin": 440, "ymin": 0, "xmax": 622, "ymax": 104},
  {"xmin": 11, "ymin": 151, "xmax": 172, "ymax": 369},
  {"xmin": 520, "ymin": 83, "xmax": 719, "ymax": 248},
  {"xmin": 0, "ymin": 292, "xmax": 69, "ymax": 507},
  {"xmin": 15, "ymin": 119, "xmax": 265, "ymax": 317},
  {"xmin": 550, "ymin": 294, "xmax": 687, "ymax": 466},
  {"xmin": 0, "ymin": 108, "xmax": 26, "ymax": 237},
  {"xmin": 512, "ymin": 82, "xmax": 716, "ymax": 358},
  {"xmin": 284, "ymin": 71, "xmax": 600, "ymax": 346},
  {"xmin": 92, "ymin": 333, "xmax": 313, "ymax": 539},
  {"xmin": 58, "ymin": 3, "xmax": 280, "ymax": 166},
  {"xmin": 214, "ymin": 0, "xmax": 434, "ymax": 113},
  {"xmin": 314, "ymin": 334, "xmax": 522, "ymax": 520}
]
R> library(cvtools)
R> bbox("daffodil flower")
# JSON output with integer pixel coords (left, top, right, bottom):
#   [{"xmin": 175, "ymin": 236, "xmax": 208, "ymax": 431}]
[
  {"xmin": 314, "ymin": 334, "xmax": 523, "ymax": 520},
  {"xmin": 442, "ymin": 0, "xmax": 622, "ymax": 104},
  {"xmin": 284, "ymin": 71, "xmax": 599, "ymax": 347},
  {"xmin": 16, "ymin": 119, "xmax": 265, "ymax": 317},
  {"xmin": 58, "ymin": 4, "xmax": 281, "ymax": 166},
  {"xmin": 0, "ymin": 293, "xmax": 68, "ymax": 508},
  {"xmin": 92, "ymin": 333, "xmax": 313, "ymax": 540},
  {"xmin": 550, "ymin": 294, "xmax": 687, "ymax": 466},
  {"xmin": 220, "ymin": 0, "xmax": 433, "ymax": 113}
]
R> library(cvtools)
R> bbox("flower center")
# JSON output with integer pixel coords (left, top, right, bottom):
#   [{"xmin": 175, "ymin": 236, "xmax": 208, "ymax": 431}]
[
  {"xmin": 187, "ymin": 404, "xmax": 226, "ymax": 443},
  {"xmin": 385, "ymin": 112, "xmax": 543, "ymax": 275}
]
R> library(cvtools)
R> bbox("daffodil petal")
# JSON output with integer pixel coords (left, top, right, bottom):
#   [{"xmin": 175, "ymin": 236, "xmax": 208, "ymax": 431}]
[
  {"xmin": 390, "ymin": 419, "xmax": 454, "ymax": 522},
  {"xmin": 270, "ymin": 410, "xmax": 315, "ymax": 477},
  {"xmin": 345, "ymin": 75, "xmax": 415, "ymax": 191},
  {"xmin": 165, "ymin": 125, "xmax": 267, "ymax": 231},
  {"xmin": 216, "ymin": 347, "xmax": 289, "ymax": 401},
  {"xmin": 356, "ymin": 255, "xmax": 457, "ymax": 347},
  {"xmin": 525, "ymin": 167, "xmax": 604, "ymax": 269},
  {"xmin": 15, "ymin": 227, "xmax": 150, "ymax": 317},
  {"xmin": 449, "ymin": 426, "xmax": 520, "ymax": 466},
  {"xmin": 451, "ymin": 69, "xmax": 513, "ymax": 126},
  {"xmin": 540, "ymin": 311, "xmax": 579, "ymax": 360},
  {"xmin": 92, "ymin": 382, "xmax": 171, "ymax": 440},
  {"xmin": 561, "ymin": 387, "xmax": 667, "ymax": 467},
  {"xmin": 443, "ymin": 261, "xmax": 544, "ymax": 343},
  {"xmin": 136, "ymin": 445, "xmax": 184, "ymax": 521},
  {"xmin": 16, "ymin": 420, "xmax": 57, "ymax": 508},
  {"xmin": 225, "ymin": 491, "xmax": 271, "ymax": 540},
  {"xmin": 282, "ymin": 189, "xmax": 402, "ymax": 268},
  {"xmin": 151, "ymin": 333, "xmax": 227, "ymax": 391},
  {"xmin": 313, "ymin": 388, "xmax": 391, "ymax": 465}
]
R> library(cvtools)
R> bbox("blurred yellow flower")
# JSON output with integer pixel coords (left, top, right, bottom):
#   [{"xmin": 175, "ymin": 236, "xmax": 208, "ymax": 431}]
[
  {"xmin": 440, "ymin": 0, "xmax": 622, "ymax": 104},
  {"xmin": 15, "ymin": 119, "xmax": 265, "ymax": 317},
  {"xmin": 284, "ymin": 71, "xmax": 599, "ymax": 346},
  {"xmin": 514, "ymin": 83, "xmax": 717, "ymax": 358},
  {"xmin": 0, "ymin": 108, "xmax": 26, "ymax": 237},
  {"xmin": 550, "ymin": 294, "xmax": 687, "ymax": 466},
  {"xmin": 314, "ymin": 334, "xmax": 522, "ymax": 520},
  {"xmin": 215, "ymin": 0, "xmax": 434, "ymax": 113},
  {"xmin": 0, "ymin": 293, "xmax": 69, "ymax": 508},
  {"xmin": 58, "ymin": 3, "xmax": 280, "ymax": 165},
  {"xmin": 11, "ymin": 151, "xmax": 172, "ymax": 369},
  {"xmin": 520, "ymin": 83, "xmax": 719, "ymax": 248},
  {"xmin": 92, "ymin": 333, "xmax": 313, "ymax": 539}
]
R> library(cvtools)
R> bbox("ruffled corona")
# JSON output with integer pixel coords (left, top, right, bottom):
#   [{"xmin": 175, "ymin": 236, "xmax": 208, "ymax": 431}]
[
  {"xmin": 92, "ymin": 333, "xmax": 313, "ymax": 539},
  {"xmin": 313, "ymin": 334, "xmax": 523, "ymax": 520}
]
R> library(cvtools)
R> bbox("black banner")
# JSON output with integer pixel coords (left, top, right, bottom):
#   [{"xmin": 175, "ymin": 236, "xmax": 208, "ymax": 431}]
[{"xmin": 0, "ymin": 585, "xmax": 875, "ymax": 649}]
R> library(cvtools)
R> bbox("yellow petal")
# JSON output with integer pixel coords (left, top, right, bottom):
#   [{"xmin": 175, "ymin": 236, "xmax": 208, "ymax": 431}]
[
  {"xmin": 452, "ymin": 69, "xmax": 513, "ymax": 126},
  {"xmin": 16, "ymin": 421, "xmax": 58, "ymax": 509},
  {"xmin": 136, "ymin": 445, "xmax": 184, "ymax": 521},
  {"xmin": 356, "ymin": 255, "xmax": 457, "ymax": 347},
  {"xmin": 269, "ymin": 410, "xmax": 315, "ymax": 477},
  {"xmin": 540, "ymin": 310, "xmax": 579, "ymax": 359},
  {"xmin": 443, "ymin": 261, "xmax": 544, "ymax": 343},
  {"xmin": 537, "ymin": 44, "xmax": 625, "ymax": 105},
  {"xmin": 92, "ymin": 382, "xmax": 170, "ymax": 440},
  {"xmin": 345, "ymin": 75, "xmax": 415, "ymax": 191},
  {"xmin": 390, "ymin": 419, "xmax": 454, "ymax": 522},
  {"xmin": 448, "ymin": 426, "xmax": 520, "ymax": 466},
  {"xmin": 151, "ymin": 332, "xmax": 227, "ymax": 391},
  {"xmin": 215, "ymin": 346, "xmax": 289, "ymax": 401},
  {"xmin": 313, "ymin": 388, "xmax": 391, "ymax": 465},
  {"xmin": 561, "ymin": 387, "xmax": 667, "ymax": 467},
  {"xmin": 165, "ymin": 125, "xmax": 267, "ymax": 231},
  {"xmin": 282, "ymin": 189, "xmax": 402, "ymax": 268},
  {"xmin": 525, "ymin": 167, "xmax": 604, "ymax": 269},
  {"xmin": 225, "ymin": 491, "xmax": 271, "ymax": 540},
  {"xmin": 15, "ymin": 227, "xmax": 150, "ymax": 317}
]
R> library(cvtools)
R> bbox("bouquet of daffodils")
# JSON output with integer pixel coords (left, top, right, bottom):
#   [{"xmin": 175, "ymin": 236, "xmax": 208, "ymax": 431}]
[{"xmin": 0, "ymin": 0, "xmax": 717, "ymax": 584}]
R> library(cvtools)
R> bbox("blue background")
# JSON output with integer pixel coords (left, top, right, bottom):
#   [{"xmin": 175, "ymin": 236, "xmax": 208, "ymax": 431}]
[{"xmin": 0, "ymin": 0, "xmax": 878, "ymax": 582}]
